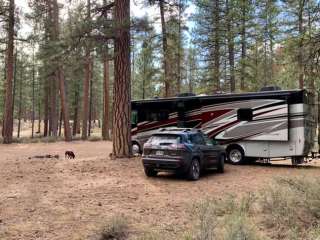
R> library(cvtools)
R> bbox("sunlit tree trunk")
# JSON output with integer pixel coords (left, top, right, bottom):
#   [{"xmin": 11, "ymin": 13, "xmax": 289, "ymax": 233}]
[{"xmin": 112, "ymin": 0, "xmax": 132, "ymax": 157}]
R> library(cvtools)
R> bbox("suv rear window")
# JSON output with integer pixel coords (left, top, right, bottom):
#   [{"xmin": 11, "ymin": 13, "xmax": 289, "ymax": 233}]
[{"xmin": 148, "ymin": 134, "xmax": 181, "ymax": 146}]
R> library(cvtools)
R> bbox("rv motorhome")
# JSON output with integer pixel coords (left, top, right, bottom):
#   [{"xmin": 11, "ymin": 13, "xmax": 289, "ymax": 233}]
[{"xmin": 131, "ymin": 89, "xmax": 319, "ymax": 165}]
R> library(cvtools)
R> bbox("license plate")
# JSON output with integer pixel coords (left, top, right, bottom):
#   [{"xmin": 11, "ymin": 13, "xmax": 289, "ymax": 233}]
[{"xmin": 156, "ymin": 151, "xmax": 164, "ymax": 156}]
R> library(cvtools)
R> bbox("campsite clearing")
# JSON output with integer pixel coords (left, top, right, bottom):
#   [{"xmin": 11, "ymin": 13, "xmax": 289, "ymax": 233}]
[{"xmin": 0, "ymin": 141, "xmax": 319, "ymax": 239}]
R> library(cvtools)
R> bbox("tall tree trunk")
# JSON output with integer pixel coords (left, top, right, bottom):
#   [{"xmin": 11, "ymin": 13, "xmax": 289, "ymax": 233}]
[
  {"xmin": 88, "ymin": 59, "xmax": 94, "ymax": 137},
  {"xmin": 213, "ymin": 0, "xmax": 220, "ymax": 92},
  {"xmin": 226, "ymin": 0, "xmax": 235, "ymax": 92},
  {"xmin": 12, "ymin": 50, "xmax": 17, "ymax": 119},
  {"xmin": 177, "ymin": 0, "xmax": 182, "ymax": 94},
  {"xmin": 43, "ymin": 77, "xmax": 49, "ymax": 136},
  {"xmin": 102, "ymin": 44, "xmax": 110, "ymax": 140},
  {"xmin": 72, "ymin": 85, "xmax": 80, "ymax": 136},
  {"xmin": 81, "ymin": 0, "xmax": 91, "ymax": 140},
  {"xmin": 112, "ymin": 0, "xmax": 132, "ymax": 157},
  {"xmin": 58, "ymin": 69, "xmax": 72, "ymax": 141},
  {"xmin": 298, "ymin": 0, "xmax": 305, "ymax": 89},
  {"xmin": 240, "ymin": 0, "xmax": 247, "ymax": 91},
  {"xmin": 49, "ymin": 74, "xmax": 57, "ymax": 136},
  {"xmin": 37, "ymin": 78, "xmax": 41, "ymax": 134},
  {"xmin": 50, "ymin": 0, "xmax": 72, "ymax": 141},
  {"xmin": 31, "ymin": 49, "xmax": 35, "ymax": 138},
  {"xmin": 82, "ymin": 50, "xmax": 91, "ymax": 139},
  {"xmin": 58, "ymin": 108, "xmax": 62, "ymax": 137},
  {"xmin": 3, "ymin": 0, "xmax": 15, "ymax": 143},
  {"xmin": 17, "ymin": 64, "xmax": 22, "ymax": 138},
  {"xmin": 159, "ymin": 0, "xmax": 170, "ymax": 97}
]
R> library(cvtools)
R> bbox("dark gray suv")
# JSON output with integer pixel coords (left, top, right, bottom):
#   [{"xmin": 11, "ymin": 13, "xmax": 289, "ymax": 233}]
[{"xmin": 142, "ymin": 128, "xmax": 225, "ymax": 180}]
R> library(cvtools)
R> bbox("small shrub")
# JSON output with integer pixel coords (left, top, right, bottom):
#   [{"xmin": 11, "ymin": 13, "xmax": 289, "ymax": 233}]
[
  {"xmin": 189, "ymin": 194, "xmax": 261, "ymax": 240},
  {"xmin": 99, "ymin": 215, "xmax": 129, "ymax": 240},
  {"xmin": 259, "ymin": 176, "xmax": 320, "ymax": 239},
  {"xmin": 223, "ymin": 214, "xmax": 263, "ymax": 240}
]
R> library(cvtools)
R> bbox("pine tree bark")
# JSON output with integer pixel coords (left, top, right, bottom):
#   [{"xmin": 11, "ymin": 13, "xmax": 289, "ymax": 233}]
[
  {"xmin": 240, "ymin": 0, "xmax": 247, "ymax": 91},
  {"xmin": 3, "ymin": 0, "xmax": 15, "ymax": 143},
  {"xmin": 58, "ymin": 70, "xmax": 72, "ymax": 141},
  {"xmin": 88, "ymin": 59, "xmax": 94, "ymax": 137},
  {"xmin": 43, "ymin": 77, "xmax": 49, "ymax": 136},
  {"xmin": 159, "ymin": 0, "xmax": 170, "ymax": 97},
  {"xmin": 17, "ymin": 64, "xmax": 23, "ymax": 138},
  {"xmin": 82, "ymin": 50, "xmax": 91, "ymax": 139},
  {"xmin": 112, "ymin": 0, "xmax": 132, "ymax": 158},
  {"xmin": 226, "ymin": 0, "xmax": 235, "ymax": 92},
  {"xmin": 49, "ymin": 0, "xmax": 72, "ymax": 141},
  {"xmin": 72, "ymin": 85, "xmax": 80, "ymax": 136},
  {"xmin": 102, "ymin": 44, "xmax": 110, "ymax": 140},
  {"xmin": 177, "ymin": 0, "xmax": 182, "ymax": 94},
  {"xmin": 81, "ymin": 0, "xmax": 92, "ymax": 140},
  {"xmin": 213, "ymin": 0, "xmax": 220, "ymax": 92},
  {"xmin": 298, "ymin": 0, "xmax": 305, "ymax": 89},
  {"xmin": 31, "ymin": 50, "xmax": 35, "ymax": 138}
]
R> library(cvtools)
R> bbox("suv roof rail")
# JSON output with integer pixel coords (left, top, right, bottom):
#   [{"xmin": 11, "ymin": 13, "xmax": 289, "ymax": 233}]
[{"xmin": 158, "ymin": 127, "xmax": 195, "ymax": 132}]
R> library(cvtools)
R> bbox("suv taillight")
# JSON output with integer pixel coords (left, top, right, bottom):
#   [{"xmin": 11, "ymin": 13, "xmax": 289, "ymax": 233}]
[{"xmin": 169, "ymin": 144, "xmax": 186, "ymax": 150}]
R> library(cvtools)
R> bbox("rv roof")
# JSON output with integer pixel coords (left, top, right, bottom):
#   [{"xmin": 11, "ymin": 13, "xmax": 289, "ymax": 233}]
[{"xmin": 132, "ymin": 89, "xmax": 305, "ymax": 104}]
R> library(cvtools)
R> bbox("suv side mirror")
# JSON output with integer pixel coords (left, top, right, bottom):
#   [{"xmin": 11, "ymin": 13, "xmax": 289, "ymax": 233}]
[{"xmin": 211, "ymin": 140, "xmax": 218, "ymax": 145}]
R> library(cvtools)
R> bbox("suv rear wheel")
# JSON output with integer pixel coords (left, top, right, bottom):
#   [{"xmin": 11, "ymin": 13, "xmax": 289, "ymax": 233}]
[
  {"xmin": 217, "ymin": 154, "xmax": 225, "ymax": 173},
  {"xmin": 187, "ymin": 158, "xmax": 200, "ymax": 180},
  {"xmin": 144, "ymin": 167, "xmax": 157, "ymax": 177}
]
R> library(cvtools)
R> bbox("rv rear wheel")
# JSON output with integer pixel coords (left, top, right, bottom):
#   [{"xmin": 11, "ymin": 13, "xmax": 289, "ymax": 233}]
[{"xmin": 227, "ymin": 146, "xmax": 245, "ymax": 165}]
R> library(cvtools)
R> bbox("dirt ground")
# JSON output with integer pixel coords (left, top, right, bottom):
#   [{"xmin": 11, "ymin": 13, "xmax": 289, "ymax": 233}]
[{"xmin": 0, "ymin": 141, "xmax": 320, "ymax": 240}]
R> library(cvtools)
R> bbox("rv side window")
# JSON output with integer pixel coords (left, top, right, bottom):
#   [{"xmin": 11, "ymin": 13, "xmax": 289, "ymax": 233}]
[
  {"xmin": 146, "ymin": 111, "xmax": 169, "ymax": 121},
  {"xmin": 132, "ymin": 110, "xmax": 138, "ymax": 125},
  {"xmin": 237, "ymin": 108, "xmax": 253, "ymax": 121}
]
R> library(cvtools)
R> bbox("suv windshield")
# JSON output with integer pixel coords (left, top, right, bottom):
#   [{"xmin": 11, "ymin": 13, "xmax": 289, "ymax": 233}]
[{"xmin": 148, "ymin": 134, "xmax": 181, "ymax": 146}]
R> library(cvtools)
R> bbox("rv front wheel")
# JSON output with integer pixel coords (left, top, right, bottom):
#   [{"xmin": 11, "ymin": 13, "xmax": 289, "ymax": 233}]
[{"xmin": 227, "ymin": 146, "xmax": 245, "ymax": 165}]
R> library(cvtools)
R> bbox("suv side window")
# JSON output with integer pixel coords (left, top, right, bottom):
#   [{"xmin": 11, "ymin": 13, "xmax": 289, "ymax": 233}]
[{"xmin": 189, "ymin": 133, "xmax": 205, "ymax": 145}]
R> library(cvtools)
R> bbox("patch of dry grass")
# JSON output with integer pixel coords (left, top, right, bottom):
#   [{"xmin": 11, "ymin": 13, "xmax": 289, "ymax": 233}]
[
  {"xmin": 186, "ymin": 176, "xmax": 320, "ymax": 240},
  {"xmin": 98, "ymin": 215, "xmax": 129, "ymax": 240}
]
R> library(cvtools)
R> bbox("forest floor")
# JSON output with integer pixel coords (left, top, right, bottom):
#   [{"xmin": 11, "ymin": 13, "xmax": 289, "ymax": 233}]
[{"xmin": 0, "ymin": 141, "xmax": 320, "ymax": 240}]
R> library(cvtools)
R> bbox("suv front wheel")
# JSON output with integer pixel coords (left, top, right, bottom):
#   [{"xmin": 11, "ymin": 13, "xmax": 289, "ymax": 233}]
[
  {"xmin": 187, "ymin": 158, "xmax": 200, "ymax": 180},
  {"xmin": 144, "ymin": 167, "xmax": 157, "ymax": 177}
]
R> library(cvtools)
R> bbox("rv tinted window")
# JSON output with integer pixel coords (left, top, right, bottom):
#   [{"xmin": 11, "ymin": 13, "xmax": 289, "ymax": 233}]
[
  {"xmin": 132, "ymin": 110, "xmax": 138, "ymax": 125},
  {"xmin": 237, "ymin": 108, "xmax": 253, "ymax": 121},
  {"xmin": 146, "ymin": 111, "xmax": 169, "ymax": 121}
]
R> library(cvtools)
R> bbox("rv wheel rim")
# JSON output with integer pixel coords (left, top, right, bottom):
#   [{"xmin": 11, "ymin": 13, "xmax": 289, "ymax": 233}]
[
  {"xmin": 229, "ymin": 149, "xmax": 242, "ymax": 163},
  {"xmin": 132, "ymin": 144, "xmax": 140, "ymax": 155}
]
